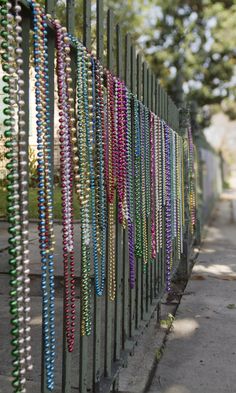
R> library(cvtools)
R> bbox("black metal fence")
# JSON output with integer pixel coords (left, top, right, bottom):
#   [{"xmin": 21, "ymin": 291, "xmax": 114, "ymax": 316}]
[{"xmin": 0, "ymin": 1, "xmax": 199, "ymax": 393}]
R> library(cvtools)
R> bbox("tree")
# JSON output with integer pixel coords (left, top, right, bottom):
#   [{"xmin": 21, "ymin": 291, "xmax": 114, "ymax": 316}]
[{"xmin": 54, "ymin": 0, "xmax": 236, "ymax": 126}]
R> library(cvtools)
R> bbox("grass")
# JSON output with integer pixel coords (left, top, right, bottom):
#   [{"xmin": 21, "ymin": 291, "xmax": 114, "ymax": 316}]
[{"xmin": 0, "ymin": 186, "xmax": 80, "ymax": 220}]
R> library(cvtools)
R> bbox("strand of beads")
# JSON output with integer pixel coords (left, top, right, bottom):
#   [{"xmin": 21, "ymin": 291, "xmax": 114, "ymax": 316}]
[
  {"xmin": 164, "ymin": 123, "xmax": 172, "ymax": 292},
  {"xmin": 176, "ymin": 134, "xmax": 182, "ymax": 259},
  {"xmin": 93, "ymin": 59, "xmax": 107, "ymax": 295},
  {"xmin": 53, "ymin": 20, "xmax": 77, "ymax": 348},
  {"xmin": 140, "ymin": 104, "xmax": 148, "ymax": 267},
  {"xmin": 15, "ymin": 0, "xmax": 32, "ymax": 380},
  {"xmin": 87, "ymin": 55, "xmax": 103, "ymax": 297},
  {"xmin": 134, "ymin": 98, "xmax": 142, "ymax": 258},
  {"xmin": 188, "ymin": 127, "xmax": 196, "ymax": 233},
  {"xmin": 73, "ymin": 38, "xmax": 92, "ymax": 335},
  {"xmin": 124, "ymin": 90, "xmax": 135, "ymax": 288},
  {"xmin": 116, "ymin": 79, "xmax": 126, "ymax": 225},
  {"xmin": 106, "ymin": 71, "xmax": 117, "ymax": 300},
  {"xmin": 157, "ymin": 117, "xmax": 163, "ymax": 255},
  {"xmin": 144, "ymin": 107, "xmax": 151, "ymax": 218},
  {"xmin": 153, "ymin": 115, "xmax": 159, "ymax": 255},
  {"xmin": 63, "ymin": 28, "xmax": 78, "ymax": 350},
  {"xmin": 2, "ymin": 1, "xmax": 23, "ymax": 390},
  {"xmin": 31, "ymin": 2, "xmax": 56, "ymax": 388},
  {"xmin": 150, "ymin": 112, "xmax": 156, "ymax": 259}
]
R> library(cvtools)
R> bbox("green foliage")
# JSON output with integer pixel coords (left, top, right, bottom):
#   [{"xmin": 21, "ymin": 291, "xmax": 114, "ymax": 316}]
[
  {"xmin": 0, "ymin": 135, "xmax": 6, "ymax": 161},
  {"xmin": 160, "ymin": 313, "xmax": 175, "ymax": 329},
  {"xmin": 28, "ymin": 147, "xmax": 38, "ymax": 187},
  {"xmin": 0, "ymin": 187, "xmax": 80, "ymax": 220},
  {"xmin": 41, "ymin": 0, "xmax": 236, "ymax": 125}
]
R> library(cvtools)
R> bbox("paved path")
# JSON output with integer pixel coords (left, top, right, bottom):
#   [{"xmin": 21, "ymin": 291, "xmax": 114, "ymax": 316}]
[{"xmin": 148, "ymin": 186, "xmax": 236, "ymax": 393}]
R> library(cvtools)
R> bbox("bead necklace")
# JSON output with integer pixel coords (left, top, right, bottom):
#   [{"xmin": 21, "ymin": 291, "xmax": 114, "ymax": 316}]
[
  {"xmin": 164, "ymin": 123, "xmax": 172, "ymax": 292},
  {"xmin": 140, "ymin": 104, "xmax": 148, "ymax": 267},
  {"xmin": 2, "ymin": 0, "xmax": 32, "ymax": 390},
  {"xmin": 134, "ymin": 99, "xmax": 142, "ymax": 258},
  {"xmin": 31, "ymin": 2, "xmax": 56, "ymax": 388},
  {"xmin": 106, "ymin": 70, "xmax": 117, "ymax": 300},
  {"xmin": 144, "ymin": 107, "xmax": 151, "ymax": 217},
  {"xmin": 176, "ymin": 134, "xmax": 182, "ymax": 259},
  {"xmin": 15, "ymin": 0, "xmax": 32, "ymax": 379},
  {"xmin": 150, "ymin": 112, "xmax": 156, "ymax": 259},
  {"xmin": 52, "ymin": 20, "xmax": 78, "ymax": 347},
  {"xmin": 157, "ymin": 116, "xmax": 163, "ymax": 254},
  {"xmin": 70, "ymin": 37, "xmax": 92, "ymax": 334},
  {"xmin": 116, "ymin": 79, "xmax": 126, "ymax": 225},
  {"xmin": 188, "ymin": 127, "xmax": 196, "ymax": 233},
  {"xmin": 170, "ymin": 129, "xmax": 175, "ymax": 242},
  {"xmin": 124, "ymin": 90, "xmax": 135, "ymax": 288},
  {"xmin": 93, "ymin": 58, "xmax": 106, "ymax": 296},
  {"xmin": 85, "ymin": 53, "xmax": 104, "ymax": 296}
]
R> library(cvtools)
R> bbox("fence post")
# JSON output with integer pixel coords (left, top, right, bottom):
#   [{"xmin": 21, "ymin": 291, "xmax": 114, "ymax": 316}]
[{"xmin": 175, "ymin": 106, "xmax": 191, "ymax": 282}]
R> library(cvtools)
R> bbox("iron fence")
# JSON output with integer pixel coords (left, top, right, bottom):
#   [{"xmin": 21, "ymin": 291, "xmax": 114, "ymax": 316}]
[{"xmin": 0, "ymin": 1, "xmax": 198, "ymax": 393}]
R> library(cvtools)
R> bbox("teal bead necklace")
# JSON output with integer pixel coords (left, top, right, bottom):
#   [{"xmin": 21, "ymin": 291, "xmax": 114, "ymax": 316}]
[{"xmin": 134, "ymin": 99, "xmax": 142, "ymax": 258}]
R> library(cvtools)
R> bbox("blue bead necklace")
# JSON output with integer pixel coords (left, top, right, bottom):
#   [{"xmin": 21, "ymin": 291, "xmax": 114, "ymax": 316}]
[{"xmin": 30, "ymin": 2, "xmax": 56, "ymax": 389}]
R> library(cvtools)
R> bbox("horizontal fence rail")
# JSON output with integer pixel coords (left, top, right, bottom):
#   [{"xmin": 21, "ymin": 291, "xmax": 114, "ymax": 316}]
[{"xmin": 0, "ymin": 0, "xmax": 198, "ymax": 393}]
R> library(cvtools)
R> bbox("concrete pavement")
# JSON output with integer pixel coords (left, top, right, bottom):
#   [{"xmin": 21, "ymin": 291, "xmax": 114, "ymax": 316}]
[{"xmin": 148, "ymin": 186, "xmax": 236, "ymax": 393}]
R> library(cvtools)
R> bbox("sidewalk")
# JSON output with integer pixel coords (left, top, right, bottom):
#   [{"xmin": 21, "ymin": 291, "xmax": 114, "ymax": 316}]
[{"xmin": 148, "ymin": 186, "xmax": 236, "ymax": 393}]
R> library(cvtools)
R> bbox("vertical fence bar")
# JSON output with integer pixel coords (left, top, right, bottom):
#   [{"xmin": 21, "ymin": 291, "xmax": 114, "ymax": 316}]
[
  {"xmin": 136, "ymin": 53, "xmax": 142, "ymax": 328},
  {"xmin": 83, "ymin": 0, "xmax": 91, "ymax": 50},
  {"xmin": 130, "ymin": 43, "xmax": 136, "ymax": 338},
  {"xmin": 80, "ymin": 2, "xmax": 91, "ymax": 393},
  {"xmin": 123, "ymin": 33, "xmax": 131, "ymax": 345},
  {"xmin": 114, "ymin": 22, "xmax": 123, "ymax": 362},
  {"xmin": 93, "ymin": 1, "xmax": 104, "ymax": 390},
  {"xmin": 105, "ymin": 8, "xmax": 115, "ymax": 377},
  {"xmin": 66, "ymin": 0, "xmax": 75, "ymax": 34},
  {"xmin": 96, "ymin": 0, "xmax": 104, "ymax": 61}
]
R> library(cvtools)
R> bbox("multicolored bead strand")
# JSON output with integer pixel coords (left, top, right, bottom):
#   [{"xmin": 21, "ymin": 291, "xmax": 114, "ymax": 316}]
[
  {"xmin": 73, "ymin": 38, "xmax": 92, "ymax": 335},
  {"xmin": 106, "ymin": 71, "xmax": 117, "ymax": 300},
  {"xmin": 93, "ymin": 58, "xmax": 107, "ymax": 296},
  {"xmin": 2, "ymin": 2, "xmax": 22, "ymax": 390},
  {"xmin": 2, "ymin": 0, "xmax": 33, "ymax": 390},
  {"xmin": 116, "ymin": 79, "xmax": 126, "ymax": 225},
  {"xmin": 140, "ymin": 104, "xmax": 148, "ymax": 266},
  {"xmin": 134, "ymin": 99, "xmax": 142, "ymax": 258},
  {"xmin": 124, "ymin": 90, "xmax": 135, "ymax": 288},
  {"xmin": 150, "ymin": 112, "xmax": 157, "ymax": 259},
  {"xmin": 31, "ymin": 3, "xmax": 56, "ymax": 388},
  {"xmin": 15, "ymin": 0, "xmax": 32, "ymax": 378},
  {"xmin": 53, "ymin": 21, "xmax": 78, "ymax": 348},
  {"xmin": 157, "ymin": 117, "xmax": 163, "ymax": 254},
  {"xmin": 164, "ymin": 123, "xmax": 172, "ymax": 292}
]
